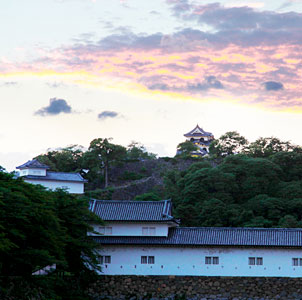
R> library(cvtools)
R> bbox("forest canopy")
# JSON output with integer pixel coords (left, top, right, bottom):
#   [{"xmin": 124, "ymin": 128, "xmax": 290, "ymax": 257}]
[{"xmin": 164, "ymin": 151, "xmax": 302, "ymax": 228}]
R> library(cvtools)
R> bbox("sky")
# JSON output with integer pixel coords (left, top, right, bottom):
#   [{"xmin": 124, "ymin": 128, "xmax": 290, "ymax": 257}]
[{"xmin": 1, "ymin": 0, "xmax": 302, "ymax": 171}]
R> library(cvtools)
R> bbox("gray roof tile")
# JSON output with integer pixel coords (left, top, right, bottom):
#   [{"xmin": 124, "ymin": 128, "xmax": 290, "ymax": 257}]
[
  {"xmin": 16, "ymin": 159, "xmax": 50, "ymax": 169},
  {"xmin": 24, "ymin": 171, "xmax": 87, "ymax": 183},
  {"xmin": 92, "ymin": 227, "xmax": 302, "ymax": 247},
  {"xmin": 89, "ymin": 199, "xmax": 175, "ymax": 222}
]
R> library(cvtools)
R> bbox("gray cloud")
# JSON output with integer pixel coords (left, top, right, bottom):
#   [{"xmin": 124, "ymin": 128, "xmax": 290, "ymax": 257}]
[
  {"xmin": 67, "ymin": 19, "xmax": 302, "ymax": 57},
  {"xmin": 148, "ymin": 83, "xmax": 170, "ymax": 91},
  {"xmin": 263, "ymin": 81, "xmax": 284, "ymax": 91},
  {"xmin": 173, "ymin": 2, "xmax": 302, "ymax": 31},
  {"xmin": 97, "ymin": 31, "xmax": 163, "ymax": 51},
  {"xmin": 146, "ymin": 75, "xmax": 224, "ymax": 92},
  {"xmin": 165, "ymin": 2, "xmax": 302, "ymax": 47},
  {"xmin": 35, "ymin": 98, "xmax": 72, "ymax": 116},
  {"xmin": 98, "ymin": 111, "xmax": 119, "ymax": 120},
  {"xmin": 48, "ymin": 2, "xmax": 302, "ymax": 62},
  {"xmin": 186, "ymin": 76, "xmax": 224, "ymax": 92},
  {"xmin": 167, "ymin": 0, "xmax": 191, "ymax": 17},
  {"xmin": 206, "ymin": 76, "xmax": 224, "ymax": 89}
]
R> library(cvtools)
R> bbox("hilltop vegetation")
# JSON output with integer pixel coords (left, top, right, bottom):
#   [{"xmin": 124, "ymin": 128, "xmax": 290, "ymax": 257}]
[{"xmin": 34, "ymin": 133, "xmax": 302, "ymax": 228}]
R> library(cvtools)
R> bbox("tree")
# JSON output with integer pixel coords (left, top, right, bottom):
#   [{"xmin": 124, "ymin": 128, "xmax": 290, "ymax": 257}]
[
  {"xmin": 176, "ymin": 141, "xmax": 199, "ymax": 158},
  {"xmin": 88, "ymin": 138, "xmax": 127, "ymax": 188},
  {"xmin": 0, "ymin": 170, "xmax": 102, "ymax": 276},
  {"xmin": 248, "ymin": 137, "xmax": 294, "ymax": 158},
  {"xmin": 278, "ymin": 215, "xmax": 300, "ymax": 228},
  {"xmin": 126, "ymin": 141, "xmax": 156, "ymax": 161},
  {"xmin": 219, "ymin": 155, "xmax": 282, "ymax": 202},
  {"xmin": 163, "ymin": 153, "xmax": 301, "ymax": 227},
  {"xmin": 35, "ymin": 145, "xmax": 85, "ymax": 173},
  {"xmin": 209, "ymin": 131, "xmax": 249, "ymax": 157},
  {"xmin": 270, "ymin": 152, "xmax": 302, "ymax": 181}
]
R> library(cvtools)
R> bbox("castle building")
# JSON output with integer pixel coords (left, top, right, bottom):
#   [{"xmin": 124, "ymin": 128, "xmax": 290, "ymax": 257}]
[
  {"xmin": 90, "ymin": 199, "xmax": 302, "ymax": 277},
  {"xmin": 183, "ymin": 124, "xmax": 214, "ymax": 156},
  {"xmin": 16, "ymin": 159, "xmax": 87, "ymax": 194}
]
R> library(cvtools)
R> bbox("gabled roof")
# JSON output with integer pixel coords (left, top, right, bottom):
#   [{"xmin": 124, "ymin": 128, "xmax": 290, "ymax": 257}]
[
  {"xmin": 24, "ymin": 171, "xmax": 87, "ymax": 183},
  {"xmin": 184, "ymin": 124, "xmax": 213, "ymax": 137},
  {"xmin": 89, "ymin": 199, "xmax": 176, "ymax": 222},
  {"xmin": 92, "ymin": 227, "xmax": 302, "ymax": 248},
  {"xmin": 16, "ymin": 159, "xmax": 50, "ymax": 170}
]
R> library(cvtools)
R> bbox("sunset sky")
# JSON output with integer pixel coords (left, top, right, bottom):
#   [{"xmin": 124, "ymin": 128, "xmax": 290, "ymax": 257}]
[{"xmin": 1, "ymin": 0, "xmax": 302, "ymax": 171}]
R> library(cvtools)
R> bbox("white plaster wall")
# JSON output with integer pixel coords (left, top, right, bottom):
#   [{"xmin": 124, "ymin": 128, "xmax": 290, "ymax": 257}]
[
  {"xmin": 90, "ymin": 222, "xmax": 169, "ymax": 236},
  {"xmin": 97, "ymin": 246, "xmax": 302, "ymax": 277},
  {"xmin": 24, "ymin": 179, "xmax": 84, "ymax": 194},
  {"xmin": 20, "ymin": 168, "xmax": 46, "ymax": 176}
]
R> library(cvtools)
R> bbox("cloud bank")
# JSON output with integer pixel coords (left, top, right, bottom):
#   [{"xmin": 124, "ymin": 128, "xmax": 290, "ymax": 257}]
[
  {"xmin": 4, "ymin": 1, "xmax": 302, "ymax": 110},
  {"xmin": 35, "ymin": 98, "xmax": 72, "ymax": 116}
]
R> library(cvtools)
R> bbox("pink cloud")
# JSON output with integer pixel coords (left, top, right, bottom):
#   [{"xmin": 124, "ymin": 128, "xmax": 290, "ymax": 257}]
[{"xmin": 2, "ymin": 3, "xmax": 302, "ymax": 111}]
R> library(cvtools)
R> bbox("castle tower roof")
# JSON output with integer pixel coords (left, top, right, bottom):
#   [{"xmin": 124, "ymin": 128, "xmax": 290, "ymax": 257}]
[{"xmin": 184, "ymin": 124, "xmax": 213, "ymax": 137}]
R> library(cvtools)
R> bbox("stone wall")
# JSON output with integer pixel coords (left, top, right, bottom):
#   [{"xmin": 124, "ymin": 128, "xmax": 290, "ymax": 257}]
[{"xmin": 90, "ymin": 275, "xmax": 302, "ymax": 300}]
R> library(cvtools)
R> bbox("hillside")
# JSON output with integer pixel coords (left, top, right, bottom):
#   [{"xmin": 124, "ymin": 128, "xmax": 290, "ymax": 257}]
[
  {"xmin": 87, "ymin": 157, "xmax": 201, "ymax": 200},
  {"xmin": 34, "ymin": 134, "xmax": 302, "ymax": 229}
]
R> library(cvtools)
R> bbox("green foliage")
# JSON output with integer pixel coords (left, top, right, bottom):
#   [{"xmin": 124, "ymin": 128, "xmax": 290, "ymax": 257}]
[
  {"xmin": 126, "ymin": 141, "xmax": 157, "ymax": 161},
  {"xmin": 85, "ymin": 187, "xmax": 114, "ymax": 200},
  {"xmin": 209, "ymin": 131, "xmax": 249, "ymax": 158},
  {"xmin": 270, "ymin": 152, "xmax": 302, "ymax": 181},
  {"xmin": 35, "ymin": 139, "xmax": 155, "ymax": 191},
  {"xmin": 248, "ymin": 137, "xmax": 294, "ymax": 158},
  {"xmin": 35, "ymin": 145, "xmax": 84, "ymax": 173},
  {"xmin": 164, "ymin": 152, "xmax": 302, "ymax": 228},
  {"xmin": 176, "ymin": 141, "xmax": 199, "ymax": 158},
  {"xmin": 0, "ymin": 170, "xmax": 102, "ymax": 298},
  {"xmin": 135, "ymin": 192, "xmax": 162, "ymax": 201},
  {"xmin": 88, "ymin": 138, "xmax": 127, "ymax": 188},
  {"xmin": 219, "ymin": 155, "xmax": 282, "ymax": 201}
]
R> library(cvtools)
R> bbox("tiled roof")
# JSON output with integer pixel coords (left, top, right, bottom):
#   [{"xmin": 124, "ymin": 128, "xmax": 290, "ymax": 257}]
[
  {"xmin": 92, "ymin": 227, "xmax": 302, "ymax": 248},
  {"xmin": 89, "ymin": 199, "xmax": 176, "ymax": 222},
  {"xmin": 184, "ymin": 125, "xmax": 213, "ymax": 137},
  {"xmin": 16, "ymin": 159, "xmax": 50, "ymax": 169},
  {"xmin": 24, "ymin": 171, "xmax": 87, "ymax": 183}
]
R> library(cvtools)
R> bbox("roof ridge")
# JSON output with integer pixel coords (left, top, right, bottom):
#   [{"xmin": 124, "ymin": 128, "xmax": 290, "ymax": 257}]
[
  {"xmin": 175, "ymin": 227, "xmax": 302, "ymax": 231},
  {"xmin": 47, "ymin": 171, "xmax": 82, "ymax": 175},
  {"xmin": 92, "ymin": 199, "xmax": 170, "ymax": 203},
  {"xmin": 16, "ymin": 159, "xmax": 50, "ymax": 170}
]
